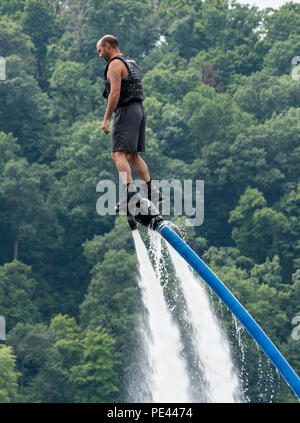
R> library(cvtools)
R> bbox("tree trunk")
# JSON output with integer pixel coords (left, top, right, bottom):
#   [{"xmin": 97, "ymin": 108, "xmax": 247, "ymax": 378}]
[
  {"xmin": 271, "ymin": 231, "xmax": 278, "ymax": 256},
  {"xmin": 14, "ymin": 232, "xmax": 19, "ymax": 261},
  {"xmin": 20, "ymin": 358, "xmax": 24, "ymax": 398}
]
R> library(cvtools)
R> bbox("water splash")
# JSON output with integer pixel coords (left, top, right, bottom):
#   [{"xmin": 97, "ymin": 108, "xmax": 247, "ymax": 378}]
[
  {"xmin": 131, "ymin": 229, "xmax": 190, "ymax": 402},
  {"xmin": 164, "ymin": 235, "xmax": 242, "ymax": 402},
  {"xmin": 232, "ymin": 316, "xmax": 250, "ymax": 401},
  {"xmin": 256, "ymin": 343, "xmax": 280, "ymax": 402},
  {"xmin": 130, "ymin": 226, "xmax": 243, "ymax": 402},
  {"xmin": 148, "ymin": 230, "xmax": 208, "ymax": 402}
]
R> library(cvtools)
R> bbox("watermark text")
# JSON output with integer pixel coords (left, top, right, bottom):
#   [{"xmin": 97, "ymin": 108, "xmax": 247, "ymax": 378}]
[
  {"xmin": 0, "ymin": 57, "xmax": 6, "ymax": 81},
  {"xmin": 96, "ymin": 176, "xmax": 204, "ymax": 226}
]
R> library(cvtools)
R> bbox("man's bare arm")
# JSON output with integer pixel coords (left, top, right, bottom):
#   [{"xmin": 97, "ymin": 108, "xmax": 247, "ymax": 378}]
[{"xmin": 101, "ymin": 60, "xmax": 123, "ymax": 134}]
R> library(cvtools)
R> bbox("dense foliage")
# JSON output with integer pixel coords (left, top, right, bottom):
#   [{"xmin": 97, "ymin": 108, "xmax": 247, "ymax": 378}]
[{"xmin": 0, "ymin": 0, "xmax": 299, "ymax": 402}]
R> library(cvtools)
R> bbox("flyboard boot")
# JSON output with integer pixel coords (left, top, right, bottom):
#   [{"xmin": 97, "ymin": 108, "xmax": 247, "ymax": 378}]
[
  {"xmin": 115, "ymin": 179, "xmax": 163, "ymax": 215},
  {"xmin": 118, "ymin": 182, "xmax": 139, "ymax": 230},
  {"xmin": 141, "ymin": 179, "xmax": 164, "ymax": 207},
  {"xmin": 133, "ymin": 196, "xmax": 164, "ymax": 230},
  {"xmin": 116, "ymin": 182, "xmax": 163, "ymax": 230}
]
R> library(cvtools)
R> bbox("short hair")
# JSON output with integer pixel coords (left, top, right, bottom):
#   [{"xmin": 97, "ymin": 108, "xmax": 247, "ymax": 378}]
[{"xmin": 100, "ymin": 35, "xmax": 119, "ymax": 48}]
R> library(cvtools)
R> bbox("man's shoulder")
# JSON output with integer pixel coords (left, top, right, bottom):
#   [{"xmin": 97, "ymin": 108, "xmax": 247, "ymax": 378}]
[
  {"xmin": 107, "ymin": 57, "xmax": 127, "ymax": 73},
  {"xmin": 110, "ymin": 55, "xmax": 138, "ymax": 66},
  {"xmin": 108, "ymin": 58, "xmax": 125, "ymax": 68}
]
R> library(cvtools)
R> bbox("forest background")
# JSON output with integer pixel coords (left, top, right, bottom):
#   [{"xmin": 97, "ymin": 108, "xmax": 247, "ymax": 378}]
[{"xmin": 0, "ymin": 0, "xmax": 299, "ymax": 403}]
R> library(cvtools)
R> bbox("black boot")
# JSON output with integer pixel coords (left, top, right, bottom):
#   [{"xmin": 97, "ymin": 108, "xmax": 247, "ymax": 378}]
[
  {"xmin": 115, "ymin": 182, "xmax": 164, "ymax": 230},
  {"xmin": 142, "ymin": 180, "xmax": 164, "ymax": 206},
  {"xmin": 115, "ymin": 182, "xmax": 139, "ymax": 215}
]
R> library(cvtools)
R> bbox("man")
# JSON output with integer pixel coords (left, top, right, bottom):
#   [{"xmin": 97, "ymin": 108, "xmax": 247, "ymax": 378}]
[{"xmin": 97, "ymin": 35, "xmax": 162, "ymax": 213}]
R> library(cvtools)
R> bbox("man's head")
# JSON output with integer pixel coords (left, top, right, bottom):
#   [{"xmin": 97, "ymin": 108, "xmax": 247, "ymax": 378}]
[{"xmin": 97, "ymin": 35, "xmax": 120, "ymax": 62}]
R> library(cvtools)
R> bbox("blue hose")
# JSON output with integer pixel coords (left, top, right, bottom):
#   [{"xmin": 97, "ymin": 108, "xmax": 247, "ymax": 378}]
[{"xmin": 156, "ymin": 221, "xmax": 300, "ymax": 399}]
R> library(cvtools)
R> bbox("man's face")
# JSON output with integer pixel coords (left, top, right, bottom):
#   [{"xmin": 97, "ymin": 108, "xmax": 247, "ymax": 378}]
[{"xmin": 97, "ymin": 42, "xmax": 110, "ymax": 62}]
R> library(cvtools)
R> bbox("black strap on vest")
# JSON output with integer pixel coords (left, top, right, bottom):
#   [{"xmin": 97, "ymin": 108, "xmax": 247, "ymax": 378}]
[{"xmin": 104, "ymin": 55, "xmax": 130, "ymax": 79}]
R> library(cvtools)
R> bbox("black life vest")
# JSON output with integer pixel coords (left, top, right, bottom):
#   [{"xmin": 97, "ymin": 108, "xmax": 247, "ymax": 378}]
[{"xmin": 103, "ymin": 55, "xmax": 145, "ymax": 107}]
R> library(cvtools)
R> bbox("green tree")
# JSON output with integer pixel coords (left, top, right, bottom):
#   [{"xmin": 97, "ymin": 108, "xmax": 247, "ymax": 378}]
[
  {"xmin": 69, "ymin": 327, "xmax": 120, "ymax": 402},
  {"xmin": 183, "ymin": 84, "xmax": 253, "ymax": 152},
  {"xmin": 200, "ymin": 0, "xmax": 261, "ymax": 50},
  {"xmin": 80, "ymin": 217, "xmax": 140, "ymax": 399},
  {"xmin": 50, "ymin": 0, "xmax": 93, "ymax": 63},
  {"xmin": 0, "ymin": 345, "xmax": 20, "ymax": 402},
  {"xmin": 143, "ymin": 65, "xmax": 199, "ymax": 106},
  {"xmin": 1, "ymin": 0, "xmax": 299, "ymax": 403},
  {"xmin": 46, "ymin": 0, "xmax": 66, "ymax": 17},
  {"xmin": 158, "ymin": 0, "xmax": 262, "ymax": 58},
  {"xmin": 263, "ymin": 33, "xmax": 300, "ymax": 76},
  {"xmin": 49, "ymin": 61, "xmax": 95, "ymax": 125},
  {"xmin": 22, "ymin": 0, "xmax": 55, "ymax": 87},
  {"xmin": 53, "ymin": 119, "xmax": 115, "ymax": 237},
  {"xmin": 28, "ymin": 314, "xmax": 84, "ymax": 402},
  {"xmin": 0, "ymin": 0, "xmax": 26, "ymax": 17},
  {"xmin": 140, "ymin": 97, "xmax": 193, "ymax": 161},
  {"xmin": 190, "ymin": 48, "xmax": 236, "ymax": 88},
  {"xmin": 0, "ymin": 261, "xmax": 39, "ymax": 331},
  {"xmin": 0, "ymin": 158, "xmax": 56, "ymax": 261},
  {"xmin": 229, "ymin": 187, "xmax": 289, "ymax": 264},
  {"xmin": 6, "ymin": 322, "xmax": 52, "ymax": 398},
  {"xmin": 0, "ymin": 132, "xmax": 20, "ymax": 174},
  {"xmin": 276, "ymin": 185, "xmax": 300, "ymax": 277},
  {"xmin": 233, "ymin": 70, "xmax": 300, "ymax": 122},
  {"xmin": 0, "ymin": 16, "xmax": 36, "ymax": 75},
  {"xmin": 263, "ymin": 2, "xmax": 300, "ymax": 43},
  {"xmin": 204, "ymin": 246, "xmax": 294, "ymax": 401},
  {"xmin": 81, "ymin": 216, "xmax": 135, "ymax": 267},
  {"xmin": 79, "ymin": 248, "xmax": 138, "ymax": 332},
  {"xmin": 0, "ymin": 56, "xmax": 50, "ymax": 161},
  {"xmin": 166, "ymin": 9, "xmax": 206, "ymax": 59},
  {"xmin": 85, "ymin": 0, "xmax": 156, "ymax": 61},
  {"xmin": 0, "ymin": 132, "xmax": 21, "ymax": 264},
  {"xmin": 49, "ymin": 314, "xmax": 84, "ymax": 380},
  {"xmin": 205, "ymin": 107, "xmax": 300, "ymax": 209}
]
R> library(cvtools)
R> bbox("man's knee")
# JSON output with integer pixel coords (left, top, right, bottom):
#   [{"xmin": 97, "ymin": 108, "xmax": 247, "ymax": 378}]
[
  {"xmin": 127, "ymin": 152, "xmax": 139, "ymax": 164},
  {"xmin": 111, "ymin": 151, "xmax": 126, "ymax": 162}
]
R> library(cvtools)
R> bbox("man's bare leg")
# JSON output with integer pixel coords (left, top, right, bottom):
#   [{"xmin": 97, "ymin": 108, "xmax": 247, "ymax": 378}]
[
  {"xmin": 111, "ymin": 151, "xmax": 133, "ymax": 184},
  {"xmin": 127, "ymin": 152, "xmax": 163, "ymax": 204},
  {"xmin": 126, "ymin": 152, "xmax": 150, "ymax": 182}
]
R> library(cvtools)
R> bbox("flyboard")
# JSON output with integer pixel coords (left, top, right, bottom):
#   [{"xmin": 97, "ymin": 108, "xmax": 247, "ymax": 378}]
[{"xmin": 118, "ymin": 193, "xmax": 300, "ymax": 400}]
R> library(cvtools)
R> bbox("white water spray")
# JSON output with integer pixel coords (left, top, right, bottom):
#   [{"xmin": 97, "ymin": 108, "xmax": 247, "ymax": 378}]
[
  {"xmin": 147, "ymin": 227, "xmax": 242, "ymax": 402},
  {"xmin": 132, "ymin": 229, "xmax": 190, "ymax": 402},
  {"xmin": 164, "ymin": 234, "xmax": 242, "ymax": 402},
  {"xmin": 131, "ymin": 226, "xmax": 243, "ymax": 403}
]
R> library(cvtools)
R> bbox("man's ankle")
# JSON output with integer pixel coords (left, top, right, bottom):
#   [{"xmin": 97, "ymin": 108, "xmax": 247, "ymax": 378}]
[{"xmin": 126, "ymin": 181, "xmax": 137, "ymax": 193}]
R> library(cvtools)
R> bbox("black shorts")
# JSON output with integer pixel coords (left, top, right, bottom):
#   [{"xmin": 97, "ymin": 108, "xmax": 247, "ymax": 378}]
[{"xmin": 111, "ymin": 101, "xmax": 146, "ymax": 152}]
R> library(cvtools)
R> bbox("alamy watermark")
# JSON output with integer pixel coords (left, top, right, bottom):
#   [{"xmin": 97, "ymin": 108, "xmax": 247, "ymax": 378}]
[
  {"xmin": 291, "ymin": 315, "xmax": 300, "ymax": 341},
  {"xmin": 96, "ymin": 175, "xmax": 204, "ymax": 226},
  {"xmin": 0, "ymin": 316, "xmax": 5, "ymax": 341},
  {"xmin": 291, "ymin": 56, "xmax": 300, "ymax": 81},
  {"xmin": 0, "ymin": 57, "xmax": 6, "ymax": 81}
]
